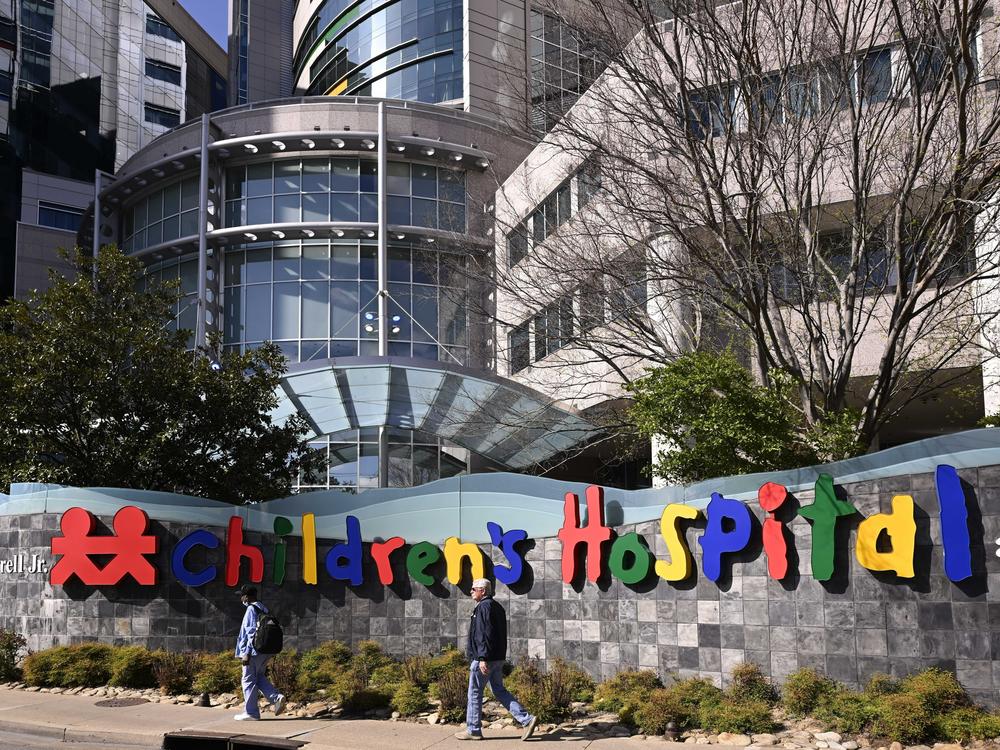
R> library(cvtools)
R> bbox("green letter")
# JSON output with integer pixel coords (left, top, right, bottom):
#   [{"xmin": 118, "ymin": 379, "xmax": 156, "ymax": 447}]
[
  {"xmin": 797, "ymin": 474, "xmax": 856, "ymax": 581},
  {"xmin": 406, "ymin": 541, "xmax": 442, "ymax": 586},
  {"xmin": 608, "ymin": 532, "xmax": 652, "ymax": 584}
]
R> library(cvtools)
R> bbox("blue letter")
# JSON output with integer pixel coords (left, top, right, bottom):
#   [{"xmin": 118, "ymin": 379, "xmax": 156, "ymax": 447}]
[
  {"xmin": 698, "ymin": 493, "xmax": 752, "ymax": 582},
  {"xmin": 937, "ymin": 464, "xmax": 972, "ymax": 582},
  {"xmin": 171, "ymin": 529, "xmax": 219, "ymax": 587},
  {"xmin": 488, "ymin": 522, "xmax": 528, "ymax": 586},
  {"xmin": 325, "ymin": 515, "xmax": 363, "ymax": 586}
]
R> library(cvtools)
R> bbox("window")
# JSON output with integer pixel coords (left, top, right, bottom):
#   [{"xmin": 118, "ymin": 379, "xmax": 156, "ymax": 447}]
[
  {"xmin": 146, "ymin": 14, "xmax": 181, "ymax": 43},
  {"xmin": 532, "ymin": 296, "xmax": 574, "ymax": 361},
  {"xmin": 507, "ymin": 222, "xmax": 529, "ymax": 267},
  {"xmin": 145, "ymin": 59, "xmax": 182, "ymax": 86},
  {"xmin": 144, "ymin": 103, "xmax": 180, "ymax": 128},
  {"xmin": 529, "ymin": 10, "xmax": 603, "ymax": 132},
  {"xmin": 579, "ymin": 275, "xmax": 605, "ymax": 332},
  {"xmin": 913, "ymin": 43, "xmax": 946, "ymax": 93},
  {"xmin": 38, "ymin": 202, "xmax": 83, "ymax": 231},
  {"xmin": 608, "ymin": 252, "xmax": 647, "ymax": 318},
  {"xmin": 577, "ymin": 156, "xmax": 602, "ymax": 208},
  {"xmin": 685, "ymin": 85, "xmax": 735, "ymax": 138},
  {"xmin": 509, "ymin": 322, "xmax": 530, "ymax": 373},
  {"xmin": 858, "ymin": 48, "xmax": 892, "ymax": 104}
]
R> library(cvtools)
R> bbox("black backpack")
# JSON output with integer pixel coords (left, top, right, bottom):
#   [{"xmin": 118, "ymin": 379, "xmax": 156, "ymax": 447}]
[{"xmin": 252, "ymin": 604, "xmax": 284, "ymax": 654}]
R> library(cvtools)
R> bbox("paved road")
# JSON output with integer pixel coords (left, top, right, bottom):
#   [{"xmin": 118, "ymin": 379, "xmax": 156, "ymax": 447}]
[{"xmin": 0, "ymin": 728, "xmax": 150, "ymax": 748}]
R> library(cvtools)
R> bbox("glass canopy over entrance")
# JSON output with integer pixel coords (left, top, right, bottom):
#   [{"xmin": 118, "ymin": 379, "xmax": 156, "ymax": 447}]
[{"xmin": 272, "ymin": 358, "xmax": 600, "ymax": 484}]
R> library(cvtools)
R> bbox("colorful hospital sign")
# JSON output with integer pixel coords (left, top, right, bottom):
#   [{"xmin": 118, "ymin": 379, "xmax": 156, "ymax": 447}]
[{"xmin": 48, "ymin": 465, "xmax": 975, "ymax": 590}]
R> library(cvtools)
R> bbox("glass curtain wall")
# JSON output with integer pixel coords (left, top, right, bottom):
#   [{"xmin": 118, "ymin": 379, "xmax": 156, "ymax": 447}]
[
  {"xmin": 299, "ymin": 427, "xmax": 469, "ymax": 492},
  {"xmin": 222, "ymin": 240, "xmax": 469, "ymax": 365}
]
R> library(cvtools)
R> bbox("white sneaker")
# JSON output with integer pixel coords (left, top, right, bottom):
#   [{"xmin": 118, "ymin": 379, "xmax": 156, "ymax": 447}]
[
  {"xmin": 273, "ymin": 694, "xmax": 287, "ymax": 716},
  {"xmin": 234, "ymin": 713, "xmax": 260, "ymax": 721}
]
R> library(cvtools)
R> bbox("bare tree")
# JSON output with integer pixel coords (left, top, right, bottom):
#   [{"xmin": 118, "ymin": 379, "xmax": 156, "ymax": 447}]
[{"xmin": 488, "ymin": 0, "xmax": 1000, "ymax": 455}]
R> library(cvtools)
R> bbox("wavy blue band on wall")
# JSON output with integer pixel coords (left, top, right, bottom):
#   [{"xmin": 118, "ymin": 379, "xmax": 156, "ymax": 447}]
[{"xmin": 2, "ymin": 428, "xmax": 998, "ymax": 544}]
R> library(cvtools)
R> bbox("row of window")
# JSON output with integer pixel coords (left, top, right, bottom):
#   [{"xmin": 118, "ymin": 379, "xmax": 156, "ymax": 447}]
[
  {"xmin": 221, "ymin": 242, "xmax": 469, "ymax": 366},
  {"xmin": 145, "ymin": 59, "xmax": 181, "ymax": 86},
  {"xmin": 687, "ymin": 42, "xmax": 963, "ymax": 139},
  {"xmin": 37, "ymin": 201, "xmax": 83, "ymax": 232},
  {"xmin": 124, "ymin": 178, "xmax": 199, "ymax": 252},
  {"xmin": 297, "ymin": 427, "xmax": 469, "ymax": 492},
  {"xmin": 508, "ymin": 264, "xmax": 647, "ymax": 374},
  {"xmin": 146, "ymin": 14, "xmax": 181, "ymax": 44},
  {"xmin": 529, "ymin": 10, "xmax": 602, "ymax": 133},
  {"xmin": 224, "ymin": 159, "xmax": 466, "ymax": 231},
  {"xmin": 507, "ymin": 156, "xmax": 601, "ymax": 266},
  {"xmin": 144, "ymin": 103, "xmax": 180, "ymax": 129}
]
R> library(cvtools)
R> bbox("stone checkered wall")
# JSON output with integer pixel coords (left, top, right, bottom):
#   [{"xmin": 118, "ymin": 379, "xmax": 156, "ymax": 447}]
[{"xmin": 2, "ymin": 464, "xmax": 999, "ymax": 704}]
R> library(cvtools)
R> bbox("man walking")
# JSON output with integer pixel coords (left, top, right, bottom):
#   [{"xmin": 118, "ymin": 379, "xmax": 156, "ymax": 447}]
[
  {"xmin": 457, "ymin": 578, "xmax": 539, "ymax": 741},
  {"xmin": 234, "ymin": 585, "xmax": 287, "ymax": 721}
]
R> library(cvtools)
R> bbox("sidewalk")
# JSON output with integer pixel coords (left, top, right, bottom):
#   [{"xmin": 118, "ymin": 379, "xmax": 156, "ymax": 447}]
[{"xmin": 0, "ymin": 686, "xmax": 740, "ymax": 749}]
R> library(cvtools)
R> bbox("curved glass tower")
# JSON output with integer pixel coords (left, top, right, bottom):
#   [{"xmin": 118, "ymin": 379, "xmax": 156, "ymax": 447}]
[
  {"xmin": 293, "ymin": 0, "xmax": 464, "ymax": 102},
  {"xmin": 80, "ymin": 98, "xmax": 598, "ymax": 494}
]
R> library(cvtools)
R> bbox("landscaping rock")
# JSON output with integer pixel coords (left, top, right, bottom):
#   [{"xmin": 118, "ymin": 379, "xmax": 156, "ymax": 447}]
[
  {"xmin": 719, "ymin": 734, "xmax": 752, "ymax": 747},
  {"xmin": 753, "ymin": 735, "xmax": 778, "ymax": 746},
  {"xmin": 427, "ymin": 712, "xmax": 439, "ymax": 725},
  {"xmin": 828, "ymin": 742, "xmax": 845, "ymax": 750},
  {"xmin": 889, "ymin": 743, "xmax": 903, "ymax": 750},
  {"xmin": 391, "ymin": 711, "xmax": 400, "ymax": 719},
  {"xmin": 933, "ymin": 745, "xmax": 962, "ymax": 750},
  {"xmin": 815, "ymin": 734, "xmax": 842, "ymax": 744},
  {"xmin": 25, "ymin": 686, "xmax": 39, "ymax": 692},
  {"xmin": 843, "ymin": 743, "xmax": 858, "ymax": 749},
  {"xmin": 304, "ymin": 701, "xmax": 330, "ymax": 718}
]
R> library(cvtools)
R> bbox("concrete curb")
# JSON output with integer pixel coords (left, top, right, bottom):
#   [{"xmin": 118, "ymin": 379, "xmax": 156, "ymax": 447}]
[{"xmin": 0, "ymin": 716, "xmax": 162, "ymax": 747}]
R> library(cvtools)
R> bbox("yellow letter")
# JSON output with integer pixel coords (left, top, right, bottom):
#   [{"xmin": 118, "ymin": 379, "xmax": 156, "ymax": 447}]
[
  {"xmin": 855, "ymin": 495, "xmax": 916, "ymax": 578},
  {"xmin": 656, "ymin": 504, "xmax": 701, "ymax": 582},
  {"xmin": 302, "ymin": 513, "xmax": 317, "ymax": 585},
  {"xmin": 444, "ymin": 537, "xmax": 485, "ymax": 585}
]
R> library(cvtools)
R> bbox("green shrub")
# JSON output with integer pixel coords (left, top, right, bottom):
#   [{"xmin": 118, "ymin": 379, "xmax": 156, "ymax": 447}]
[
  {"xmin": 814, "ymin": 689, "xmax": 878, "ymax": 734},
  {"xmin": 870, "ymin": 693, "xmax": 933, "ymax": 744},
  {"xmin": 267, "ymin": 650, "xmax": 300, "ymax": 700},
  {"xmin": 507, "ymin": 659, "xmax": 574, "ymax": 723},
  {"xmin": 152, "ymin": 651, "xmax": 199, "ymax": 694},
  {"xmin": 699, "ymin": 698, "xmax": 778, "ymax": 734},
  {"xmin": 23, "ymin": 643, "xmax": 114, "ymax": 688},
  {"xmin": 430, "ymin": 666, "xmax": 468, "ymax": 723},
  {"xmin": 296, "ymin": 640, "xmax": 352, "ymax": 698},
  {"xmin": 728, "ymin": 662, "xmax": 778, "ymax": 706},
  {"xmin": 329, "ymin": 665, "xmax": 392, "ymax": 713},
  {"xmin": 939, "ymin": 708, "xmax": 1000, "ymax": 741},
  {"xmin": 352, "ymin": 640, "xmax": 393, "ymax": 679},
  {"xmin": 899, "ymin": 668, "xmax": 970, "ymax": 713},
  {"xmin": 108, "ymin": 646, "xmax": 157, "ymax": 688},
  {"xmin": 0, "ymin": 629, "xmax": 26, "ymax": 681},
  {"xmin": 633, "ymin": 688, "xmax": 696, "ymax": 735},
  {"xmin": 425, "ymin": 647, "xmax": 467, "ymax": 685},
  {"xmin": 550, "ymin": 658, "xmax": 595, "ymax": 703},
  {"xmin": 863, "ymin": 673, "xmax": 899, "ymax": 697},
  {"xmin": 671, "ymin": 677, "xmax": 724, "ymax": 717},
  {"xmin": 391, "ymin": 681, "xmax": 429, "ymax": 716},
  {"xmin": 592, "ymin": 669, "xmax": 664, "ymax": 713},
  {"xmin": 781, "ymin": 667, "xmax": 837, "ymax": 717},
  {"xmin": 370, "ymin": 662, "xmax": 405, "ymax": 691},
  {"xmin": 400, "ymin": 656, "xmax": 429, "ymax": 687},
  {"xmin": 193, "ymin": 652, "xmax": 241, "ymax": 695}
]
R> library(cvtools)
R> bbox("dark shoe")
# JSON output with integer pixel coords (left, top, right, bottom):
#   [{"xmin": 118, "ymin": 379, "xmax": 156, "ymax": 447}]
[
  {"xmin": 455, "ymin": 731, "xmax": 483, "ymax": 741},
  {"xmin": 521, "ymin": 716, "xmax": 538, "ymax": 740}
]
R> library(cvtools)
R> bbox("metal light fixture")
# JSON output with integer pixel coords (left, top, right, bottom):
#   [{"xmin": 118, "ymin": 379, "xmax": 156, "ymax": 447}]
[
  {"xmin": 361, "ymin": 138, "xmax": 375, "ymax": 150},
  {"xmin": 332, "ymin": 138, "xmax": 345, "ymax": 148},
  {"xmin": 244, "ymin": 143, "xmax": 258, "ymax": 153},
  {"xmin": 271, "ymin": 140, "xmax": 286, "ymax": 150}
]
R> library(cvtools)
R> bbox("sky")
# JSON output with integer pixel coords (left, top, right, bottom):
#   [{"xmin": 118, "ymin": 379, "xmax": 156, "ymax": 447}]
[{"xmin": 178, "ymin": 0, "xmax": 229, "ymax": 49}]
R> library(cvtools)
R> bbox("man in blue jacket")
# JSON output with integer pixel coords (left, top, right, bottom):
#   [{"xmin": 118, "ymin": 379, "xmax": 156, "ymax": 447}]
[
  {"xmin": 234, "ymin": 585, "xmax": 286, "ymax": 721},
  {"xmin": 456, "ymin": 578, "xmax": 538, "ymax": 741}
]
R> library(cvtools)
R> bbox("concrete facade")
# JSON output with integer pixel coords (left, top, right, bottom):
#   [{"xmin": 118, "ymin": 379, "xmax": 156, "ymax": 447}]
[{"xmin": 4, "ymin": 459, "xmax": 1000, "ymax": 704}]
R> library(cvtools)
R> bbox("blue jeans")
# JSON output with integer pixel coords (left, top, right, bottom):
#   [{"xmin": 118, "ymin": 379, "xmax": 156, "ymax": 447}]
[
  {"xmin": 465, "ymin": 659, "xmax": 533, "ymax": 736},
  {"xmin": 242, "ymin": 654, "xmax": 280, "ymax": 719}
]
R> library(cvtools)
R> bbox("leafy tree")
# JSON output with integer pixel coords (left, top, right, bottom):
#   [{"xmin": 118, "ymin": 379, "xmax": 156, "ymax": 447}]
[
  {"xmin": 627, "ymin": 351, "xmax": 860, "ymax": 483},
  {"xmin": 0, "ymin": 246, "xmax": 322, "ymax": 503}
]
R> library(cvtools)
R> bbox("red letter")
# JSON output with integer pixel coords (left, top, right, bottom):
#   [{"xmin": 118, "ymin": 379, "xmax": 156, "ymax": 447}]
[
  {"xmin": 371, "ymin": 537, "xmax": 405, "ymax": 585},
  {"xmin": 558, "ymin": 485, "xmax": 612, "ymax": 583},
  {"xmin": 225, "ymin": 516, "xmax": 263, "ymax": 586},
  {"xmin": 759, "ymin": 482, "xmax": 789, "ymax": 580}
]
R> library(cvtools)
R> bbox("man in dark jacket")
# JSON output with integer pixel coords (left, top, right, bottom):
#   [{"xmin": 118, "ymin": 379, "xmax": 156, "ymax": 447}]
[{"xmin": 456, "ymin": 578, "xmax": 538, "ymax": 741}]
